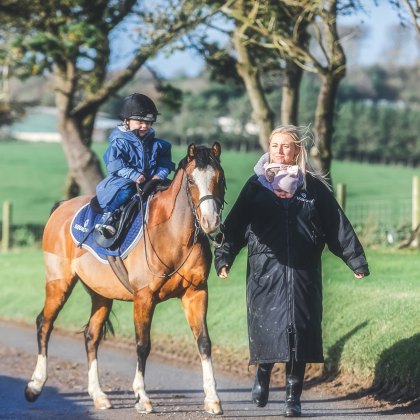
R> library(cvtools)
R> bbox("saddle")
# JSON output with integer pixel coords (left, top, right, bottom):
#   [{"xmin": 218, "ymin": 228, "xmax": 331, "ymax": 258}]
[
  {"xmin": 92, "ymin": 196, "xmax": 140, "ymax": 249},
  {"xmin": 91, "ymin": 178, "xmax": 172, "ymax": 250}
]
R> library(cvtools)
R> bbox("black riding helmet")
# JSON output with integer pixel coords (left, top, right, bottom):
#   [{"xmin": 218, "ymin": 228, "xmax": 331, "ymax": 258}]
[{"xmin": 119, "ymin": 93, "xmax": 159, "ymax": 122}]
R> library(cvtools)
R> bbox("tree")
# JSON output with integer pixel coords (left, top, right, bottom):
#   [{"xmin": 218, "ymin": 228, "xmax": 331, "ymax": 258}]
[
  {"xmin": 218, "ymin": 1, "xmax": 366, "ymax": 179},
  {"xmin": 197, "ymin": 0, "xmax": 419, "ymax": 174},
  {"xmin": 0, "ymin": 16, "xmax": 27, "ymax": 127},
  {"xmin": 399, "ymin": 0, "xmax": 420, "ymax": 37},
  {"xmin": 2, "ymin": 0, "xmax": 209, "ymax": 197},
  {"xmin": 191, "ymin": 0, "xmax": 309, "ymax": 150}
]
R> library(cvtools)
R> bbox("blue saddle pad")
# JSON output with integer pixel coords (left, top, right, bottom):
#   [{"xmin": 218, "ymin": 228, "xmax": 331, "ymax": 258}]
[{"xmin": 70, "ymin": 199, "xmax": 148, "ymax": 263}]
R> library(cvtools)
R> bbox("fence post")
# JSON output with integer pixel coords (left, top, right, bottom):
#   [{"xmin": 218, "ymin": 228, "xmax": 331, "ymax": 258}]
[
  {"xmin": 336, "ymin": 183, "xmax": 346, "ymax": 210},
  {"xmin": 2, "ymin": 200, "xmax": 12, "ymax": 252},
  {"xmin": 413, "ymin": 176, "xmax": 420, "ymax": 231}
]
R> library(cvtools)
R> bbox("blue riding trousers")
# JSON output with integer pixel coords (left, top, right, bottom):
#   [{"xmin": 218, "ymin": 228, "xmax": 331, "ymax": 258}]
[{"xmin": 104, "ymin": 184, "xmax": 136, "ymax": 213}]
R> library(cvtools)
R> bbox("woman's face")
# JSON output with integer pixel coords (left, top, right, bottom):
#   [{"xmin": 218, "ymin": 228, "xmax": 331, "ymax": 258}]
[{"xmin": 269, "ymin": 133, "xmax": 299, "ymax": 164}]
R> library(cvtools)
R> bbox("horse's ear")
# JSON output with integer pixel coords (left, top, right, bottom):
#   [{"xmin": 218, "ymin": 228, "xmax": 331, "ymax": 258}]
[
  {"xmin": 187, "ymin": 143, "xmax": 196, "ymax": 162},
  {"xmin": 187, "ymin": 143, "xmax": 197, "ymax": 162},
  {"xmin": 211, "ymin": 142, "xmax": 221, "ymax": 158}
]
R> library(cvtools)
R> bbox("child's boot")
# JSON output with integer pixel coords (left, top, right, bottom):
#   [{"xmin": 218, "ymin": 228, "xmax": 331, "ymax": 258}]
[{"xmin": 95, "ymin": 212, "xmax": 116, "ymax": 237}]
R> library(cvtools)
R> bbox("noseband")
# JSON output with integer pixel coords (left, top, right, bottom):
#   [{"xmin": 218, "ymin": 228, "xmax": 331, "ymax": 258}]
[{"xmin": 194, "ymin": 194, "xmax": 224, "ymax": 212}]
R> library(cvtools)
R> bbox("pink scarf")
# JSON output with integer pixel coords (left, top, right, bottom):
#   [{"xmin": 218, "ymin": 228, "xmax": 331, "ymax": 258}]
[{"xmin": 263, "ymin": 163, "xmax": 302, "ymax": 195}]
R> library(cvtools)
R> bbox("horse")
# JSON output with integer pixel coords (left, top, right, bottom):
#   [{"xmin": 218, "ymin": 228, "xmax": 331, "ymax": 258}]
[{"xmin": 24, "ymin": 142, "xmax": 225, "ymax": 415}]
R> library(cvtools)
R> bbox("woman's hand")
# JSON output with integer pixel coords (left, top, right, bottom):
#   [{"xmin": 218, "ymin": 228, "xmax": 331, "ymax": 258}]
[
  {"xmin": 218, "ymin": 266, "xmax": 229, "ymax": 279},
  {"xmin": 354, "ymin": 273, "xmax": 365, "ymax": 279}
]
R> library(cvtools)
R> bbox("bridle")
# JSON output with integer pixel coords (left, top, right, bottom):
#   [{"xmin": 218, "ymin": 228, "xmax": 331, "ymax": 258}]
[{"xmin": 138, "ymin": 166, "xmax": 225, "ymax": 280}]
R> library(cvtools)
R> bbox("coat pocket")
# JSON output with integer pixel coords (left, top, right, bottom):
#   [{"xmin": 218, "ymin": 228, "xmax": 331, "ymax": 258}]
[{"xmin": 249, "ymin": 255, "xmax": 281, "ymax": 287}]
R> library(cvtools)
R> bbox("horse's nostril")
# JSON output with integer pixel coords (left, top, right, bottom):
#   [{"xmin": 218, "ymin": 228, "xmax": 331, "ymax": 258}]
[{"xmin": 200, "ymin": 215, "xmax": 221, "ymax": 233}]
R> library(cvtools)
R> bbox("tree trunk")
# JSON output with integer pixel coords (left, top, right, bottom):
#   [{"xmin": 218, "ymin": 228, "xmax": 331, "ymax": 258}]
[
  {"xmin": 281, "ymin": 60, "xmax": 303, "ymax": 125},
  {"xmin": 311, "ymin": 74, "xmax": 340, "ymax": 181},
  {"xmin": 58, "ymin": 115, "xmax": 104, "ymax": 197},
  {"xmin": 310, "ymin": 0, "xmax": 346, "ymax": 185},
  {"xmin": 232, "ymin": 8, "xmax": 274, "ymax": 151},
  {"xmin": 54, "ymin": 66, "xmax": 103, "ymax": 198},
  {"xmin": 63, "ymin": 174, "xmax": 81, "ymax": 199}
]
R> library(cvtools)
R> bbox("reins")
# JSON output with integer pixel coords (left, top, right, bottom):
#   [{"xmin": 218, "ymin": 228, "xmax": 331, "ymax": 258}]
[{"xmin": 137, "ymin": 167, "xmax": 224, "ymax": 280}]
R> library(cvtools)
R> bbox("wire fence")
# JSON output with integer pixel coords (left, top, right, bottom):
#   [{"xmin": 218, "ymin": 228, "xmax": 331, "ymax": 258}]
[{"xmin": 345, "ymin": 197, "xmax": 412, "ymax": 245}]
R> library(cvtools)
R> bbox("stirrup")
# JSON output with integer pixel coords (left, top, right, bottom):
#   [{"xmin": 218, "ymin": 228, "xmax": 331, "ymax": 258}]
[{"xmin": 95, "ymin": 223, "xmax": 116, "ymax": 238}]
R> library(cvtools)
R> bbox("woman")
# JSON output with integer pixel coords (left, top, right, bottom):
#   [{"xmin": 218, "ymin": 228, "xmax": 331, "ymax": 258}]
[{"xmin": 214, "ymin": 125, "xmax": 369, "ymax": 417}]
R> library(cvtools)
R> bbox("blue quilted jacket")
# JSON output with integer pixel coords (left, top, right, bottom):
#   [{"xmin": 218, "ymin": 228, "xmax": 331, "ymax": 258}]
[{"xmin": 96, "ymin": 126, "xmax": 175, "ymax": 208}]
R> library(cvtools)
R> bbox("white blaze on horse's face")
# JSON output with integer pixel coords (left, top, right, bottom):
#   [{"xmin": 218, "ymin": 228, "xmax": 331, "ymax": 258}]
[{"xmin": 191, "ymin": 166, "xmax": 220, "ymax": 233}]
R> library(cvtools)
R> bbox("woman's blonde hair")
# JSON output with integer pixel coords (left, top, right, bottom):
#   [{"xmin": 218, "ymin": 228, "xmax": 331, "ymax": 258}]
[{"xmin": 269, "ymin": 125, "xmax": 331, "ymax": 188}]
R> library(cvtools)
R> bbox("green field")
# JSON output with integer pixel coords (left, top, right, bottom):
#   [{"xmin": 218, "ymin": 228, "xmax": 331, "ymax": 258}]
[
  {"xmin": 0, "ymin": 141, "xmax": 418, "ymax": 226},
  {"xmin": 0, "ymin": 140, "xmax": 419, "ymax": 399}
]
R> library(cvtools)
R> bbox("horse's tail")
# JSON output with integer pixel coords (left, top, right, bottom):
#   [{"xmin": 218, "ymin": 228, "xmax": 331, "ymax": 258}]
[
  {"xmin": 81, "ymin": 310, "xmax": 116, "ymax": 342},
  {"xmin": 103, "ymin": 313, "xmax": 115, "ymax": 339},
  {"xmin": 50, "ymin": 200, "xmax": 67, "ymax": 215}
]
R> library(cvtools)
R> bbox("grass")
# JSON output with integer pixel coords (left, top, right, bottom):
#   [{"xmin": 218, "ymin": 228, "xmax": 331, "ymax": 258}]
[
  {"xmin": 322, "ymin": 248, "xmax": 420, "ymax": 394},
  {"xmin": 0, "ymin": 141, "xmax": 418, "ymax": 225},
  {"xmin": 0, "ymin": 140, "xmax": 419, "ymax": 398}
]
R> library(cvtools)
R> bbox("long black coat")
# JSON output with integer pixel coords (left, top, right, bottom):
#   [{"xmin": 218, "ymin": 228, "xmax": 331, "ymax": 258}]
[{"xmin": 214, "ymin": 174, "xmax": 369, "ymax": 365}]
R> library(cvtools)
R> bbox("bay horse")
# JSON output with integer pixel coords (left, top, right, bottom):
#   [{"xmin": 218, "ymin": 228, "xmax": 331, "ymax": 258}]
[{"xmin": 24, "ymin": 143, "xmax": 225, "ymax": 415}]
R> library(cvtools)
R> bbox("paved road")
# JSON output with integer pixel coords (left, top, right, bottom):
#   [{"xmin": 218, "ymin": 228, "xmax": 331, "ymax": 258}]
[{"xmin": 0, "ymin": 320, "xmax": 415, "ymax": 419}]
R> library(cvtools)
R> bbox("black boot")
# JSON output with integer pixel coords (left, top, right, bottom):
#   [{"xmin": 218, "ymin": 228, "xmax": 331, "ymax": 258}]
[
  {"xmin": 284, "ymin": 361, "xmax": 305, "ymax": 417},
  {"xmin": 251, "ymin": 363, "xmax": 274, "ymax": 407},
  {"xmin": 95, "ymin": 211, "xmax": 117, "ymax": 238}
]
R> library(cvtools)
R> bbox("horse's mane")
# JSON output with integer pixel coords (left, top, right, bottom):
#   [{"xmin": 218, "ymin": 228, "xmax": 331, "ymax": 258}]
[
  {"xmin": 176, "ymin": 145, "xmax": 226, "ymax": 192},
  {"xmin": 177, "ymin": 145, "xmax": 220, "ymax": 170}
]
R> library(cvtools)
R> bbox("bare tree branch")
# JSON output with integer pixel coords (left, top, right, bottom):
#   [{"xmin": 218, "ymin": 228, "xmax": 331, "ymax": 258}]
[
  {"xmin": 71, "ymin": 4, "xmax": 215, "ymax": 118},
  {"xmin": 402, "ymin": 0, "xmax": 420, "ymax": 36}
]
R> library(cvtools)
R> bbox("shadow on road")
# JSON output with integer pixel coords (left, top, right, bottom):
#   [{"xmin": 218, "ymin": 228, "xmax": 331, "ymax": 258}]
[{"xmin": 0, "ymin": 375, "xmax": 95, "ymax": 419}]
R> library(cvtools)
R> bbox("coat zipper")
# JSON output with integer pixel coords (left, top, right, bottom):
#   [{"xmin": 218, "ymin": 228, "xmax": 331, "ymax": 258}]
[
  {"xmin": 286, "ymin": 205, "xmax": 296, "ymax": 359},
  {"xmin": 140, "ymin": 138, "xmax": 148, "ymax": 176}
]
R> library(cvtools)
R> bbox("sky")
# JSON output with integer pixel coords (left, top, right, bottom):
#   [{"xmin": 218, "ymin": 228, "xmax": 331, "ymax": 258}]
[{"xmin": 110, "ymin": 2, "xmax": 419, "ymax": 79}]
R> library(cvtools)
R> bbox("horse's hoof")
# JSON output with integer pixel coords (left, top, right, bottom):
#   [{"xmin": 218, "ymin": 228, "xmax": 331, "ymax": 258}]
[
  {"xmin": 94, "ymin": 395, "xmax": 113, "ymax": 410},
  {"xmin": 24, "ymin": 384, "xmax": 40, "ymax": 403},
  {"xmin": 204, "ymin": 399, "xmax": 223, "ymax": 415},
  {"xmin": 135, "ymin": 399, "xmax": 154, "ymax": 414}
]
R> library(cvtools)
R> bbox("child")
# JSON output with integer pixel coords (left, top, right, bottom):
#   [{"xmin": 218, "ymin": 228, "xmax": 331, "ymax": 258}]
[{"xmin": 95, "ymin": 93, "xmax": 175, "ymax": 237}]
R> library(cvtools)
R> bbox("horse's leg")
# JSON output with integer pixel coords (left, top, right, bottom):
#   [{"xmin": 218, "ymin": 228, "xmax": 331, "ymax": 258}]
[
  {"xmin": 181, "ymin": 287, "xmax": 223, "ymax": 415},
  {"xmin": 25, "ymin": 277, "xmax": 78, "ymax": 402},
  {"xmin": 132, "ymin": 287, "xmax": 156, "ymax": 414},
  {"xmin": 84, "ymin": 291, "xmax": 113, "ymax": 410}
]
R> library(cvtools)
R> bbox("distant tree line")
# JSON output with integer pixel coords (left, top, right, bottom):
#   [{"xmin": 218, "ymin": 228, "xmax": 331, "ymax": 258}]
[
  {"xmin": 114, "ymin": 64, "xmax": 419, "ymax": 167},
  {"xmin": 333, "ymin": 101, "xmax": 420, "ymax": 166}
]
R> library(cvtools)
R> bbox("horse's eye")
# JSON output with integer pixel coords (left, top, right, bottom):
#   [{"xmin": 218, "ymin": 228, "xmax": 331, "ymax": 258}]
[{"xmin": 187, "ymin": 177, "xmax": 195, "ymax": 186}]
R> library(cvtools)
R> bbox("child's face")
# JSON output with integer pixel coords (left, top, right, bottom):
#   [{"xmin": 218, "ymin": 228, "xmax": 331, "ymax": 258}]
[{"xmin": 128, "ymin": 119, "xmax": 152, "ymax": 137}]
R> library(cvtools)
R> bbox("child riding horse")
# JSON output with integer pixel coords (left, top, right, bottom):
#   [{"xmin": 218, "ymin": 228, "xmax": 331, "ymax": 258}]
[{"xmin": 24, "ymin": 143, "xmax": 225, "ymax": 415}]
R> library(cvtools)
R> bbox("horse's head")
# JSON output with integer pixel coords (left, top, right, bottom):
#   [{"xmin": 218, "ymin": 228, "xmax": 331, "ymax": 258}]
[{"xmin": 179, "ymin": 142, "xmax": 226, "ymax": 235}]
